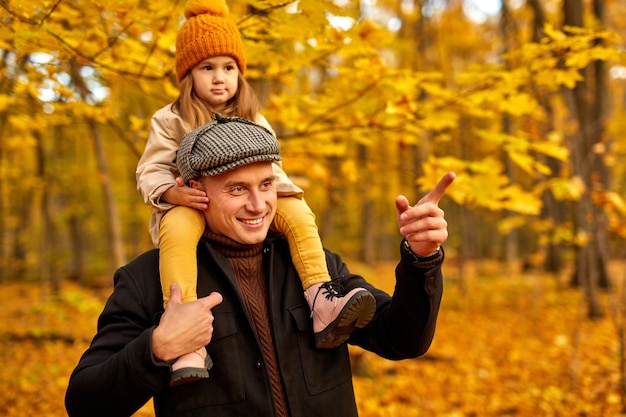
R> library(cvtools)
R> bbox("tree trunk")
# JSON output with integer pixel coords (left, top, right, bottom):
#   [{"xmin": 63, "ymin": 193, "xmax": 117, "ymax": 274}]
[
  {"xmin": 70, "ymin": 59, "xmax": 126, "ymax": 271},
  {"xmin": 34, "ymin": 126, "xmax": 49, "ymax": 290},
  {"xmin": 527, "ymin": 0, "xmax": 565, "ymax": 274},
  {"xmin": 68, "ymin": 215, "xmax": 87, "ymax": 284},
  {"xmin": 562, "ymin": 0, "xmax": 606, "ymax": 318},
  {"xmin": 358, "ymin": 144, "xmax": 376, "ymax": 263},
  {"xmin": 88, "ymin": 119, "xmax": 126, "ymax": 270},
  {"xmin": 591, "ymin": 0, "xmax": 611, "ymax": 289},
  {"xmin": 320, "ymin": 156, "xmax": 341, "ymax": 246}
]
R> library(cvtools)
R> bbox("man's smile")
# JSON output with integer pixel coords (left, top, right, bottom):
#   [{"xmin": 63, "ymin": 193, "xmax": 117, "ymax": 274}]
[{"xmin": 239, "ymin": 216, "xmax": 265, "ymax": 226}]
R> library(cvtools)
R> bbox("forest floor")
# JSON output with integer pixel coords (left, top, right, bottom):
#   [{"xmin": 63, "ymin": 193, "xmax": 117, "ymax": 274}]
[{"xmin": 0, "ymin": 259, "xmax": 624, "ymax": 417}]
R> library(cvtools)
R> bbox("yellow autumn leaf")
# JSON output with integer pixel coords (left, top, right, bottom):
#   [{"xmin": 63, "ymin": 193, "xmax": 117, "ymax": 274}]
[
  {"xmin": 128, "ymin": 115, "xmax": 147, "ymax": 134},
  {"xmin": 507, "ymin": 150, "xmax": 537, "ymax": 175},
  {"xmin": 501, "ymin": 184, "xmax": 542, "ymax": 215},
  {"xmin": 533, "ymin": 131, "xmax": 569, "ymax": 161},
  {"xmin": 0, "ymin": 94, "xmax": 17, "ymax": 112},
  {"xmin": 420, "ymin": 110, "xmax": 460, "ymax": 131},
  {"xmin": 497, "ymin": 214, "xmax": 528, "ymax": 234},
  {"xmin": 549, "ymin": 176, "xmax": 586, "ymax": 201},
  {"xmin": 340, "ymin": 159, "xmax": 359, "ymax": 183},
  {"xmin": 543, "ymin": 23, "xmax": 567, "ymax": 42},
  {"xmin": 498, "ymin": 92, "xmax": 540, "ymax": 117}
]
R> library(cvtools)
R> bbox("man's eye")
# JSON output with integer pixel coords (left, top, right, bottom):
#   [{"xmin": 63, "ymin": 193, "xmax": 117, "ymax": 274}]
[{"xmin": 230, "ymin": 186, "xmax": 244, "ymax": 194}]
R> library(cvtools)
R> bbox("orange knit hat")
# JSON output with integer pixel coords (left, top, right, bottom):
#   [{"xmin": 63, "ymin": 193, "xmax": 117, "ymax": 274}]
[{"xmin": 175, "ymin": 0, "xmax": 246, "ymax": 81}]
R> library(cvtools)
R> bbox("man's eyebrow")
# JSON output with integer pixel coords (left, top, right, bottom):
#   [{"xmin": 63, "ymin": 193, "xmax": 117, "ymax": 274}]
[
  {"xmin": 223, "ymin": 180, "xmax": 247, "ymax": 188},
  {"xmin": 223, "ymin": 175, "xmax": 275, "ymax": 188}
]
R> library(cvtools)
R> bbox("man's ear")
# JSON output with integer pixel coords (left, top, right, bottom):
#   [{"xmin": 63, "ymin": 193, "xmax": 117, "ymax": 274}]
[
  {"xmin": 188, "ymin": 179, "xmax": 203, "ymax": 191},
  {"xmin": 189, "ymin": 178, "xmax": 210, "ymax": 204}
]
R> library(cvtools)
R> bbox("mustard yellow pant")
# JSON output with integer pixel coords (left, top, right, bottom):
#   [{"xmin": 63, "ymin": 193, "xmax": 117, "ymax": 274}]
[{"xmin": 159, "ymin": 196, "xmax": 330, "ymax": 305}]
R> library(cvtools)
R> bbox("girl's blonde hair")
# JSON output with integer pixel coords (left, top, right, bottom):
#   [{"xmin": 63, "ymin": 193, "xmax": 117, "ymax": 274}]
[{"xmin": 173, "ymin": 71, "xmax": 260, "ymax": 129}]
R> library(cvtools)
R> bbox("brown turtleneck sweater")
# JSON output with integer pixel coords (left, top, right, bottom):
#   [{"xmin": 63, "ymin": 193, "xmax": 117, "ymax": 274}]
[{"xmin": 205, "ymin": 231, "xmax": 289, "ymax": 417}]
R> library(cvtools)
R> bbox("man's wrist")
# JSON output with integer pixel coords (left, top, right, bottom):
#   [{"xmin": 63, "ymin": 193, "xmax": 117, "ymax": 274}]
[
  {"xmin": 151, "ymin": 327, "xmax": 176, "ymax": 364},
  {"xmin": 402, "ymin": 239, "xmax": 443, "ymax": 267}
]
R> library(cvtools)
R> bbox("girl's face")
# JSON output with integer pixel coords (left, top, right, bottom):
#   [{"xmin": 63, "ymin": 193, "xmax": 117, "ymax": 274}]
[{"xmin": 191, "ymin": 56, "xmax": 240, "ymax": 112}]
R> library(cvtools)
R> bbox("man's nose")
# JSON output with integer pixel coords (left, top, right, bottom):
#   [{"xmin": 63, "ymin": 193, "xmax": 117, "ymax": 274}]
[{"xmin": 246, "ymin": 191, "xmax": 266, "ymax": 212}]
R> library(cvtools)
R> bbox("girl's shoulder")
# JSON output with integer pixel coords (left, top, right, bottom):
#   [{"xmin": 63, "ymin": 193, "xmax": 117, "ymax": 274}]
[
  {"xmin": 152, "ymin": 103, "xmax": 179, "ymax": 120},
  {"xmin": 254, "ymin": 113, "xmax": 276, "ymax": 137},
  {"xmin": 151, "ymin": 103, "xmax": 191, "ymax": 137}
]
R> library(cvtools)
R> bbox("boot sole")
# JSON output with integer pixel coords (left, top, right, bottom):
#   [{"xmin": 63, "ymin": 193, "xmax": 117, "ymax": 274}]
[
  {"xmin": 169, "ymin": 353, "xmax": 213, "ymax": 387},
  {"xmin": 315, "ymin": 290, "xmax": 376, "ymax": 349}
]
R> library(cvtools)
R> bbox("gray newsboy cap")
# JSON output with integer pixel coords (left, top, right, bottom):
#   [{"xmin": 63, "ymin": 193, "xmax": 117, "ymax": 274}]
[{"xmin": 177, "ymin": 115, "xmax": 281, "ymax": 183}]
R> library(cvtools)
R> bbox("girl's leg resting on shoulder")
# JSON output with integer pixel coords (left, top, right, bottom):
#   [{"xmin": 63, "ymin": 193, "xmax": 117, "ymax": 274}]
[
  {"xmin": 159, "ymin": 206, "xmax": 205, "ymax": 306},
  {"xmin": 272, "ymin": 196, "xmax": 330, "ymax": 290},
  {"xmin": 273, "ymin": 195, "xmax": 376, "ymax": 348},
  {"xmin": 158, "ymin": 205, "xmax": 209, "ymax": 387}
]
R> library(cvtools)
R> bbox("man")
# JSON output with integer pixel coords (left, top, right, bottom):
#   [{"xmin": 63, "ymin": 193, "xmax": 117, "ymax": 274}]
[{"xmin": 65, "ymin": 116, "xmax": 455, "ymax": 417}]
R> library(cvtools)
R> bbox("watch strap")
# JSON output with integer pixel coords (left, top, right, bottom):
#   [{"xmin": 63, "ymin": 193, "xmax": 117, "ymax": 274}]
[{"xmin": 402, "ymin": 239, "xmax": 443, "ymax": 267}]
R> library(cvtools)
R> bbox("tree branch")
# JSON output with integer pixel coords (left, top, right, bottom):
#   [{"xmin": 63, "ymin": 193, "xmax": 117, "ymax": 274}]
[{"xmin": 0, "ymin": 0, "xmax": 63, "ymax": 25}]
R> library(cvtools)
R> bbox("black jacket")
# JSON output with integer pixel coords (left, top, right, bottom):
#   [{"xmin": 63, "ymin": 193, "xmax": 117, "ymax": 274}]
[{"xmin": 65, "ymin": 236, "xmax": 444, "ymax": 417}]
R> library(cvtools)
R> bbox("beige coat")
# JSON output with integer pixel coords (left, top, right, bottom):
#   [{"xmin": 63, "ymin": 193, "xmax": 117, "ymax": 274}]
[{"xmin": 136, "ymin": 104, "xmax": 302, "ymax": 246}]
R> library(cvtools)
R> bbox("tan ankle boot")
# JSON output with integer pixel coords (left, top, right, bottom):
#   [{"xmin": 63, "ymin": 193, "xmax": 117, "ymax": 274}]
[
  {"xmin": 169, "ymin": 347, "xmax": 212, "ymax": 387},
  {"xmin": 304, "ymin": 281, "xmax": 376, "ymax": 349}
]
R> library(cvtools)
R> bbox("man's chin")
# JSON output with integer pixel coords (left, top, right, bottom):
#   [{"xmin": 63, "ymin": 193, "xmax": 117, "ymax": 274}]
[{"xmin": 232, "ymin": 228, "xmax": 269, "ymax": 245}]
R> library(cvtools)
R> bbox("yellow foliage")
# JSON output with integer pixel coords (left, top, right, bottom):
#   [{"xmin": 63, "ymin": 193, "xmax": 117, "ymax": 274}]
[
  {"xmin": 549, "ymin": 176, "xmax": 586, "ymax": 201},
  {"xmin": 573, "ymin": 229, "xmax": 590, "ymax": 246},
  {"xmin": 497, "ymin": 214, "xmax": 530, "ymax": 234},
  {"xmin": 357, "ymin": 19, "xmax": 393, "ymax": 48},
  {"xmin": 129, "ymin": 115, "xmax": 148, "ymax": 134},
  {"xmin": 501, "ymin": 184, "xmax": 542, "ymax": 215},
  {"xmin": 498, "ymin": 92, "xmax": 541, "ymax": 117},
  {"xmin": 0, "ymin": 94, "xmax": 17, "ymax": 112},
  {"xmin": 420, "ymin": 155, "xmax": 544, "ymax": 214},
  {"xmin": 340, "ymin": 159, "xmax": 359, "ymax": 183}
]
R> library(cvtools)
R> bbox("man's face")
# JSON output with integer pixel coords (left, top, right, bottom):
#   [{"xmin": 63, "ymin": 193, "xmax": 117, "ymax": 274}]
[{"xmin": 193, "ymin": 162, "xmax": 277, "ymax": 245}]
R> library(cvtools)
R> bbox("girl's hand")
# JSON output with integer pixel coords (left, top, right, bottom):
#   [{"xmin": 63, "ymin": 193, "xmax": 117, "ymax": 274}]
[{"xmin": 162, "ymin": 177, "xmax": 209, "ymax": 210}]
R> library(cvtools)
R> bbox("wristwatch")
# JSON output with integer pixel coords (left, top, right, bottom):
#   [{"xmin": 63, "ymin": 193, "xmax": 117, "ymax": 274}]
[{"xmin": 402, "ymin": 239, "xmax": 442, "ymax": 266}]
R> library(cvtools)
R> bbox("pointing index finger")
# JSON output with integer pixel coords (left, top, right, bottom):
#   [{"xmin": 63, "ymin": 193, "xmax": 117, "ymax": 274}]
[{"xmin": 418, "ymin": 171, "xmax": 456, "ymax": 205}]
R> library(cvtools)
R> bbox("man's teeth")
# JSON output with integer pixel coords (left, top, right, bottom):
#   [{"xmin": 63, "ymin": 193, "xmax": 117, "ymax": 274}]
[{"xmin": 241, "ymin": 217, "xmax": 263, "ymax": 225}]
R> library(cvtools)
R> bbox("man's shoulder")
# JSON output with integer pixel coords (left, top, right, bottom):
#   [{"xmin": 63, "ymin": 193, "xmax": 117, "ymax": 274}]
[
  {"xmin": 112, "ymin": 249, "xmax": 160, "ymax": 288},
  {"xmin": 122, "ymin": 249, "xmax": 160, "ymax": 271}
]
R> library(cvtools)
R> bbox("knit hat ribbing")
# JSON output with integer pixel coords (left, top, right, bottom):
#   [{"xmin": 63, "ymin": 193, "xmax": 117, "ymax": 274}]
[
  {"xmin": 175, "ymin": 0, "xmax": 246, "ymax": 81},
  {"xmin": 177, "ymin": 115, "xmax": 281, "ymax": 183}
]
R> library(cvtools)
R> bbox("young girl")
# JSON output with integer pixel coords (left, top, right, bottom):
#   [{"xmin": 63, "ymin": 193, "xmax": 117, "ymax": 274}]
[{"xmin": 136, "ymin": 0, "xmax": 375, "ymax": 387}]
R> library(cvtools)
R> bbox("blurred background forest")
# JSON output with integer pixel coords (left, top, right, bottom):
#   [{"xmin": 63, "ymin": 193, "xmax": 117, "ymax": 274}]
[{"xmin": 1, "ymin": 0, "xmax": 626, "ymax": 416}]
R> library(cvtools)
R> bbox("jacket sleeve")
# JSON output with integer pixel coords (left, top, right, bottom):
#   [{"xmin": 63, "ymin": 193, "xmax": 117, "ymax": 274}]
[
  {"xmin": 334, "ymin": 243, "xmax": 444, "ymax": 360},
  {"xmin": 136, "ymin": 105, "xmax": 190, "ymax": 210},
  {"xmin": 65, "ymin": 257, "xmax": 170, "ymax": 417}
]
